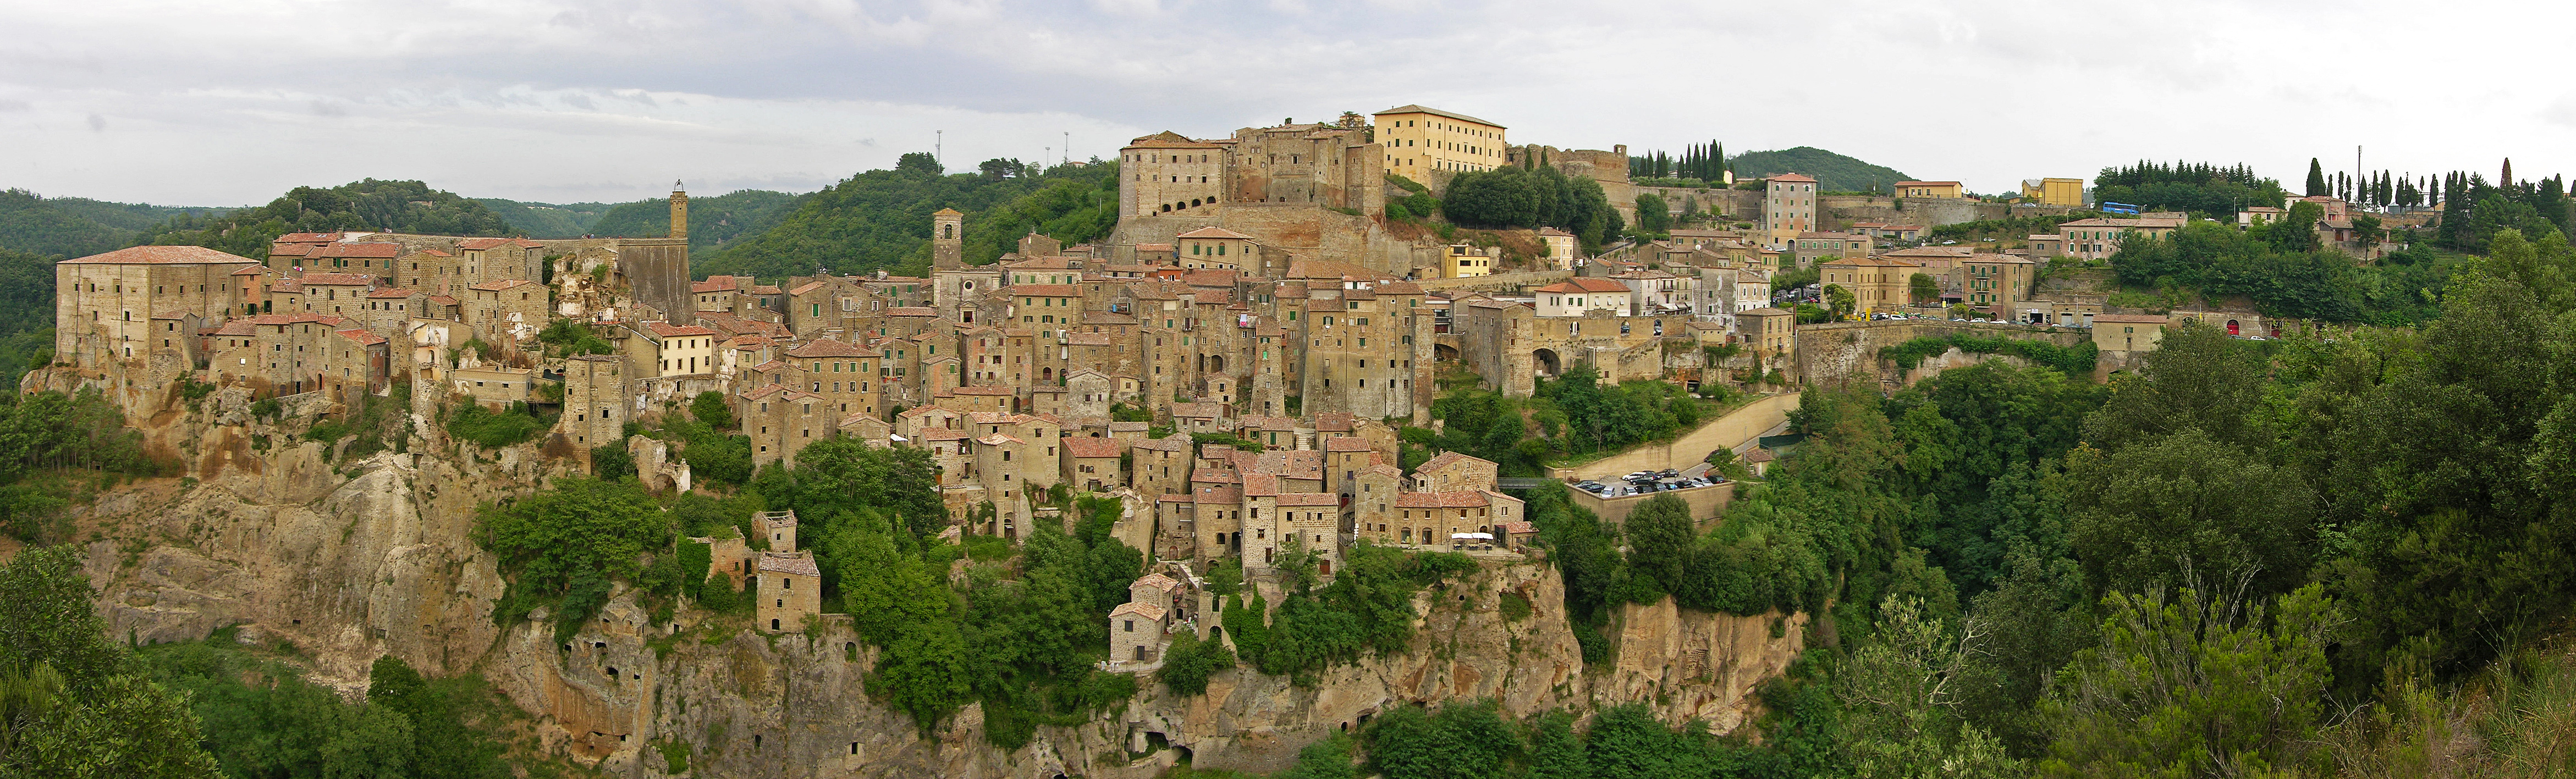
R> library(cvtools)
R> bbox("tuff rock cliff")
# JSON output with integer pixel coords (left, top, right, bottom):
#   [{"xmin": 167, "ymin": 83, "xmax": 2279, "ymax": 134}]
[{"xmin": 54, "ymin": 383, "xmax": 1807, "ymax": 778}]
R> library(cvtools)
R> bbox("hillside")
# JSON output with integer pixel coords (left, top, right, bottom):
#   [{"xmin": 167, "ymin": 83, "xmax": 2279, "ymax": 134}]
[
  {"xmin": 0, "ymin": 188, "xmax": 224, "ymax": 258},
  {"xmin": 696, "ymin": 153, "xmax": 1116, "ymax": 281},
  {"xmin": 1727, "ymin": 146, "xmax": 1913, "ymax": 194},
  {"xmin": 133, "ymin": 179, "xmax": 512, "ymax": 259},
  {"xmin": 474, "ymin": 197, "xmax": 619, "ymax": 238},
  {"xmin": 584, "ymin": 189, "xmax": 802, "ymax": 255}
]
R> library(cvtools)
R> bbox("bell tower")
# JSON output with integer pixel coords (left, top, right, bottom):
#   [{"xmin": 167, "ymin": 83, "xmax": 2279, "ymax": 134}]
[
  {"xmin": 669, "ymin": 180, "xmax": 690, "ymax": 241},
  {"xmin": 931, "ymin": 207, "xmax": 964, "ymax": 270}
]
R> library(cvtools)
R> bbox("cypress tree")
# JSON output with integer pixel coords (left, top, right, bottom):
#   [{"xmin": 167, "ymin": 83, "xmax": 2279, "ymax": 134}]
[{"xmin": 2306, "ymin": 158, "xmax": 2329, "ymax": 196}]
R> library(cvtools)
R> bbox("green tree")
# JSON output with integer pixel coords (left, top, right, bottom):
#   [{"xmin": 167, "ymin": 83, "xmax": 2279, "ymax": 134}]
[
  {"xmin": 1908, "ymin": 272, "xmax": 1939, "ymax": 303},
  {"xmin": 2040, "ymin": 584, "xmax": 2341, "ymax": 777},
  {"xmin": 1836, "ymin": 595, "xmax": 2021, "ymax": 778},
  {"xmin": 2305, "ymin": 157, "xmax": 2329, "ymax": 196},
  {"xmin": 1524, "ymin": 710, "xmax": 1590, "ymax": 779},
  {"xmin": 1622, "ymin": 495, "xmax": 1696, "ymax": 596},
  {"xmin": 1823, "ymin": 284, "xmax": 1856, "ymax": 319},
  {"xmin": 472, "ymin": 477, "xmax": 668, "ymax": 600},
  {"xmin": 1361, "ymin": 700, "xmax": 1518, "ymax": 779},
  {"xmin": 829, "ymin": 510, "xmax": 946, "ymax": 646},
  {"xmin": 868, "ymin": 618, "xmax": 973, "ymax": 733},
  {"xmin": 0, "ymin": 545, "xmax": 222, "ymax": 776},
  {"xmin": 689, "ymin": 390, "xmax": 734, "ymax": 430},
  {"xmin": 1283, "ymin": 732, "xmax": 1357, "ymax": 779},
  {"xmin": 1636, "ymin": 193, "xmax": 1671, "ymax": 233}
]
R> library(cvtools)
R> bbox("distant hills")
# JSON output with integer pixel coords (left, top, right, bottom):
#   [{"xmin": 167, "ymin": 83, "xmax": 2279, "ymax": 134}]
[
  {"xmin": 0, "ymin": 189, "xmax": 229, "ymax": 258},
  {"xmin": 133, "ymin": 179, "xmax": 512, "ymax": 259},
  {"xmin": 1726, "ymin": 147, "xmax": 1914, "ymax": 194},
  {"xmin": 696, "ymin": 154, "xmax": 1118, "ymax": 281},
  {"xmin": 474, "ymin": 198, "xmax": 619, "ymax": 239},
  {"xmin": 589, "ymin": 190, "xmax": 805, "ymax": 254}
]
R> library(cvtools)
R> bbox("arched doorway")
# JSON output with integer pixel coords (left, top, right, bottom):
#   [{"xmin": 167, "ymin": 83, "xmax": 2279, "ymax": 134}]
[
  {"xmin": 1206, "ymin": 355, "xmax": 1225, "ymax": 373},
  {"xmin": 2226, "ymin": 319, "xmax": 2241, "ymax": 335},
  {"xmin": 1533, "ymin": 349, "xmax": 1562, "ymax": 377}
]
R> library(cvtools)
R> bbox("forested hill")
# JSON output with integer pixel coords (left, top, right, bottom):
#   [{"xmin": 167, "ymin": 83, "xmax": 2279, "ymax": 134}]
[
  {"xmin": 1727, "ymin": 146, "xmax": 1913, "ymax": 194},
  {"xmin": 695, "ymin": 153, "xmax": 1117, "ymax": 282},
  {"xmin": 473, "ymin": 198, "xmax": 618, "ymax": 239},
  {"xmin": 587, "ymin": 189, "xmax": 802, "ymax": 254},
  {"xmin": 0, "ymin": 188, "xmax": 225, "ymax": 258},
  {"xmin": 137, "ymin": 179, "xmax": 513, "ymax": 258}
]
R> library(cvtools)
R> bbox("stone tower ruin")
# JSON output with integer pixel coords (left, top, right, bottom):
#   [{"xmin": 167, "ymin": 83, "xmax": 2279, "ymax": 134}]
[
  {"xmin": 931, "ymin": 207, "xmax": 964, "ymax": 270},
  {"xmin": 669, "ymin": 180, "xmax": 689, "ymax": 241}
]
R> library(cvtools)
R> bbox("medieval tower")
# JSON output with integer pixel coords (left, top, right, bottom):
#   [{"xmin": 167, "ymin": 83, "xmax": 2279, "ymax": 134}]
[
  {"xmin": 669, "ymin": 180, "xmax": 690, "ymax": 240},
  {"xmin": 931, "ymin": 207, "xmax": 964, "ymax": 270}
]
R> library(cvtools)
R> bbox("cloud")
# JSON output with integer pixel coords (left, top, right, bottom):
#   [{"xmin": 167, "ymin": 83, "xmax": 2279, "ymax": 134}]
[
  {"xmin": 2, "ymin": 0, "xmax": 2572, "ymax": 203},
  {"xmin": 85, "ymin": 113, "xmax": 103, "ymax": 131}
]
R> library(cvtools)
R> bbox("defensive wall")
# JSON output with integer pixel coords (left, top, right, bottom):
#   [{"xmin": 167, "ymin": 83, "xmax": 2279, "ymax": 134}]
[
  {"xmin": 1412, "ymin": 269, "xmax": 1572, "ymax": 294},
  {"xmin": 1793, "ymin": 320, "xmax": 2087, "ymax": 386}
]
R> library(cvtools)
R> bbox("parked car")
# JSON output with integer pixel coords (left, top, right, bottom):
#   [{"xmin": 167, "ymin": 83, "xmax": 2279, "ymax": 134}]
[{"xmin": 1660, "ymin": 469, "xmax": 1680, "ymax": 479}]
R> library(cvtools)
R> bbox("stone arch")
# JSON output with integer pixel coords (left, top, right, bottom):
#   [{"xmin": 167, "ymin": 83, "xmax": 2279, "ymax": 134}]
[
  {"xmin": 1206, "ymin": 354, "xmax": 1225, "ymax": 373},
  {"xmin": 1533, "ymin": 348, "xmax": 1562, "ymax": 377},
  {"xmin": 1433, "ymin": 343, "xmax": 1460, "ymax": 361},
  {"xmin": 1191, "ymin": 198, "xmax": 1203, "ymax": 207},
  {"xmin": 2225, "ymin": 319, "xmax": 2241, "ymax": 335}
]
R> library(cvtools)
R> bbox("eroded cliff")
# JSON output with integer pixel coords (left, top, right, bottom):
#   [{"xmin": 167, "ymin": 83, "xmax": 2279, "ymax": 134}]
[{"xmin": 59, "ymin": 385, "xmax": 1808, "ymax": 777}]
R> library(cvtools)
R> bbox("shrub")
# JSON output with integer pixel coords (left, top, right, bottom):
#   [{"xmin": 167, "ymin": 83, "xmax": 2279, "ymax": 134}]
[
  {"xmin": 302, "ymin": 421, "xmax": 350, "ymax": 446},
  {"xmin": 446, "ymin": 402, "xmax": 546, "ymax": 448}
]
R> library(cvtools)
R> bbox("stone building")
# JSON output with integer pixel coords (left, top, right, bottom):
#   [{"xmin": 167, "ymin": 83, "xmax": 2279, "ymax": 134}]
[
  {"xmin": 740, "ymin": 384, "xmax": 830, "ymax": 468},
  {"xmin": 1108, "ymin": 600, "xmax": 1169, "ymax": 664},
  {"xmin": 1120, "ymin": 132, "xmax": 1229, "ymax": 218},
  {"xmin": 1761, "ymin": 174, "xmax": 1819, "ymax": 245},
  {"xmin": 755, "ymin": 551, "xmax": 822, "ymax": 633},
  {"xmin": 1413, "ymin": 452, "xmax": 1499, "ymax": 494},
  {"xmin": 1063, "ymin": 435, "xmax": 1124, "ymax": 492},
  {"xmin": 53, "ymin": 245, "xmax": 261, "ymax": 372},
  {"xmin": 1374, "ymin": 104, "xmax": 1508, "ymax": 179},
  {"xmin": 560, "ymin": 354, "xmax": 628, "ymax": 454}
]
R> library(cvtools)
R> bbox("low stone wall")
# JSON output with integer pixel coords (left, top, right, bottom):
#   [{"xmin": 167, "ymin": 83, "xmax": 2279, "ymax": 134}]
[
  {"xmin": 1549, "ymin": 391, "xmax": 1802, "ymax": 482},
  {"xmin": 1566, "ymin": 480, "xmax": 1734, "ymax": 527}
]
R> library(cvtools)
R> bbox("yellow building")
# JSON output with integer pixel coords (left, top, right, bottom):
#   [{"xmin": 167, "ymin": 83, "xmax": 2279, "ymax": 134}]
[
  {"xmin": 1441, "ymin": 244, "xmax": 1495, "ymax": 279},
  {"xmin": 1374, "ymin": 105, "xmax": 1508, "ymax": 180},
  {"xmin": 2021, "ymin": 178, "xmax": 2085, "ymax": 207},
  {"xmin": 1817, "ymin": 256, "xmax": 1922, "ymax": 315},
  {"xmin": 1894, "ymin": 181, "xmax": 1964, "ymax": 198}
]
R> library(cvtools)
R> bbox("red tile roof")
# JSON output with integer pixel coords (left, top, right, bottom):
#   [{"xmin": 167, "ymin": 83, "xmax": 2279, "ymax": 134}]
[
  {"xmin": 1063, "ymin": 437, "xmax": 1122, "ymax": 458},
  {"xmin": 310, "ymin": 242, "xmax": 403, "ymax": 259},
  {"xmin": 60, "ymin": 245, "xmax": 257, "ymax": 265},
  {"xmin": 645, "ymin": 322, "xmax": 717, "ymax": 338}
]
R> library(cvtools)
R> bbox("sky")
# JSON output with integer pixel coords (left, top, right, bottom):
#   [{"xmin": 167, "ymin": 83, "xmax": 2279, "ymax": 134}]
[{"xmin": 0, "ymin": 0, "xmax": 2563, "ymax": 207}]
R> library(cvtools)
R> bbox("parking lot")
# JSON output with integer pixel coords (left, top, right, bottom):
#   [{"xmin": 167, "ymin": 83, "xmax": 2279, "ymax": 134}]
[{"xmin": 1572, "ymin": 465, "xmax": 1727, "ymax": 499}]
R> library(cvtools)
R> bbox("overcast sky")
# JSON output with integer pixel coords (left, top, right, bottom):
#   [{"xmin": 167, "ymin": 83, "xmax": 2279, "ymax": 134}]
[{"xmin": 0, "ymin": 0, "xmax": 2560, "ymax": 206}]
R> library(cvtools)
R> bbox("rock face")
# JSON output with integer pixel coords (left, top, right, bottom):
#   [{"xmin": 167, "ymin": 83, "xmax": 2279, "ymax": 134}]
[{"xmin": 58, "ymin": 384, "xmax": 1810, "ymax": 777}]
